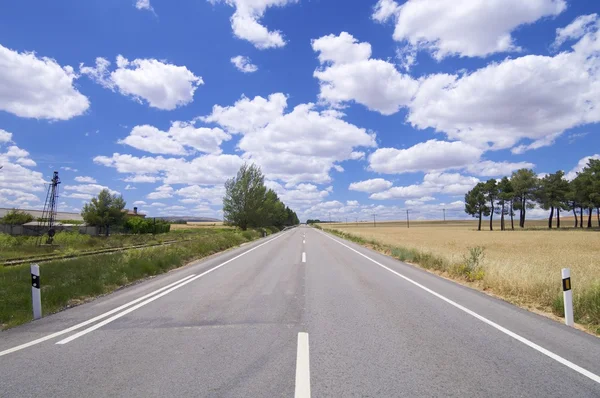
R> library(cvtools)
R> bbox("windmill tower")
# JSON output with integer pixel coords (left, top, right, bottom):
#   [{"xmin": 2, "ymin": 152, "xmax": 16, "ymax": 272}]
[{"xmin": 38, "ymin": 171, "xmax": 61, "ymax": 245}]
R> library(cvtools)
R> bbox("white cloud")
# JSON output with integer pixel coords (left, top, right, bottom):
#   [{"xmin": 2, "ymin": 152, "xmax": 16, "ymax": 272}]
[
  {"xmin": 119, "ymin": 122, "xmax": 234, "ymax": 156},
  {"xmin": 0, "ymin": 138, "xmax": 45, "ymax": 207},
  {"xmin": 312, "ymin": 32, "xmax": 418, "ymax": 115},
  {"xmin": 150, "ymin": 202, "xmax": 166, "ymax": 207},
  {"xmin": 349, "ymin": 178, "xmax": 393, "ymax": 193},
  {"xmin": 202, "ymin": 93, "xmax": 376, "ymax": 184},
  {"xmin": 346, "ymin": 200, "xmax": 359, "ymax": 206},
  {"xmin": 125, "ymin": 184, "xmax": 136, "ymax": 190},
  {"xmin": 80, "ymin": 55, "xmax": 202, "ymax": 110},
  {"xmin": 147, "ymin": 185, "xmax": 173, "ymax": 200},
  {"xmin": 0, "ymin": 44, "xmax": 89, "ymax": 120},
  {"xmin": 135, "ymin": 0, "xmax": 154, "ymax": 12},
  {"xmin": 369, "ymin": 140, "xmax": 482, "ymax": 174},
  {"xmin": 133, "ymin": 200, "xmax": 147, "ymax": 206},
  {"xmin": 209, "ymin": 0, "xmax": 297, "ymax": 49},
  {"xmin": 60, "ymin": 166, "xmax": 78, "ymax": 172},
  {"xmin": 554, "ymin": 14, "xmax": 598, "ymax": 48},
  {"xmin": 408, "ymin": 22, "xmax": 600, "ymax": 153},
  {"xmin": 0, "ymin": 129, "xmax": 12, "ymax": 143},
  {"xmin": 74, "ymin": 176, "xmax": 97, "ymax": 183},
  {"xmin": 231, "ymin": 55, "xmax": 258, "ymax": 73},
  {"xmin": 64, "ymin": 184, "xmax": 120, "ymax": 200},
  {"xmin": 405, "ymin": 196, "xmax": 436, "ymax": 206},
  {"xmin": 464, "ymin": 160, "xmax": 535, "ymax": 177},
  {"xmin": 124, "ymin": 174, "xmax": 159, "ymax": 183},
  {"xmin": 371, "ymin": 173, "xmax": 479, "ymax": 200},
  {"xmin": 375, "ymin": 0, "xmax": 566, "ymax": 59},
  {"xmin": 265, "ymin": 181, "xmax": 330, "ymax": 210},
  {"xmin": 201, "ymin": 93, "xmax": 287, "ymax": 135},
  {"xmin": 565, "ymin": 154, "xmax": 600, "ymax": 180},
  {"xmin": 175, "ymin": 185, "xmax": 225, "ymax": 206},
  {"xmin": 95, "ymin": 153, "xmax": 244, "ymax": 186}
]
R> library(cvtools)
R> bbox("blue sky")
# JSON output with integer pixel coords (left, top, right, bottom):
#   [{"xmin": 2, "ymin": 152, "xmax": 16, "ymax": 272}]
[{"xmin": 0, "ymin": 0, "xmax": 599, "ymax": 221}]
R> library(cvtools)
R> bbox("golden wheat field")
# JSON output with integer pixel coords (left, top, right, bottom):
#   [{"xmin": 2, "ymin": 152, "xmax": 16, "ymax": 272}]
[
  {"xmin": 170, "ymin": 221, "xmax": 227, "ymax": 230},
  {"xmin": 322, "ymin": 220, "xmax": 600, "ymax": 323}
]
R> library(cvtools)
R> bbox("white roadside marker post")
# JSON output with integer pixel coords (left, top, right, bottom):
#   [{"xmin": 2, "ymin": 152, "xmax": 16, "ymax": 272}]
[
  {"xmin": 562, "ymin": 268, "xmax": 574, "ymax": 327},
  {"xmin": 31, "ymin": 264, "xmax": 42, "ymax": 320}
]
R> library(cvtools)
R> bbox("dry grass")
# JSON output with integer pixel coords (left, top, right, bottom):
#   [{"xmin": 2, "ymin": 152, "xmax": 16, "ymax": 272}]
[
  {"xmin": 170, "ymin": 222, "xmax": 228, "ymax": 230},
  {"xmin": 321, "ymin": 220, "xmax": 600, "ymax": 333}
]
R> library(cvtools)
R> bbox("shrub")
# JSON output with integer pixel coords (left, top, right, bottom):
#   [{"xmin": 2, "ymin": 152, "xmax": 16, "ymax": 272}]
[
  {"xmin": 125, "ymin": 217, "xmax": 171, "ymax": 234},
  {"xmin": 0, "ymin": 233, "xmax": 18, "ymax": 248},
  {"xmin": 452, "ymin": 246, "xmax": 485, "ymax": 281},
  {"xmin": 1, "ymin": 209, "xmax": 33, "ymax": 225}
]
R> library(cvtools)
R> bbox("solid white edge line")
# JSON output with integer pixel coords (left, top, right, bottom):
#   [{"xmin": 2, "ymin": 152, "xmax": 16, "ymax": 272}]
[
  {"xmin": 302, "ymin": 252, "xmax": 306, "ymax": 263},
  {"xmin": 295, "ymin": 332, "xmax": 311, "ymax": 398},
  {"xmin": 56, "ymin": 231, "xmax": 289, "ymax": 345},
  {"xmin": 0, "ymin": 274, "xmax": 196, "ymax": 357},
  {"xmin": 317, "ymin": 229, "xmax": 600, "ymax": 385}
]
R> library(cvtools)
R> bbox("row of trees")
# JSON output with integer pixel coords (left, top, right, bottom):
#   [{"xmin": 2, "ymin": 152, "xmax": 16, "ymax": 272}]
[
  {"xmin": 223, "ymin": 164, "xmax": 300, "ymax": 230},
  {"xmin": 465, "ymin": 159, "xmax": 600, "ymax": 230}
]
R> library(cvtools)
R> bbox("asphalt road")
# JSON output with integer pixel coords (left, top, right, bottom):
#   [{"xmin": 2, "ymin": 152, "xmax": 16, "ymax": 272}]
[{"xmin": 1, "ymin": 226, "xmax": 600, "ymax": 397}]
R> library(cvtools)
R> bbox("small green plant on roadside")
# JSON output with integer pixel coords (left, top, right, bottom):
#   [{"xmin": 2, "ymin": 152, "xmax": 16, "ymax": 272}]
[{"xmin": 454, "ymin": 246, "xmax": 486, "ymax": 281}]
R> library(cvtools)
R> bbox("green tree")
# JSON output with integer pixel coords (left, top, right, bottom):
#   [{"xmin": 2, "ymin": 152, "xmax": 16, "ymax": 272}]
[
  {"xmin": 81, "ymin": 189, "xmax": 127, "ymax": 236},
  {"xmin": 497, "ymin": 177, "xmax": 514, "ymax": 231},
  {"xmin": 584, "ymin": 159, "xmax": 600, "ymax": 227},
  {"xmin": 0, "ymin": 209, "xmax": 34, "ymax": 225},
  {"xmin": 537, "ymin": 171, "xmax": 569, "ymax": 229},
  {"xmin": 223, "ymin": 164, "xmax": 267, "ymax": 230},
  {"xmin": 484, "ymin": 179, "xmax": 498, "ymax": 231},
  {"xmin": 465, "ymin": 182, "xmax": 490, "ymax": 231},
  {"xmin": 511, "ymin": 169, "xmax": 539, "ymax": 228}
]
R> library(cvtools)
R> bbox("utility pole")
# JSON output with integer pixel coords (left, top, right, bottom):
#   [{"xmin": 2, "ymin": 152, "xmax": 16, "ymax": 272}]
[
  {"xmin": 443, "ymin": 208, "xmax": 446, "ymax": 222},
  {"xmin": 406, "ymin": 209, "xmax": 410, "ymax": 228},
  {"xmin": 373, "ymin": 214, "xmax": 376, "ymax": 228},
  {"xmin": 345, "ymin": 217, "xmax": 348, "ymax": 225},
  {"xmin": 356, "ymin": 217, "xmax": 358, "ymax": 226},
  {"xmin": 329, "ymin": 212, "xmax": 332, "ymax": 224}
]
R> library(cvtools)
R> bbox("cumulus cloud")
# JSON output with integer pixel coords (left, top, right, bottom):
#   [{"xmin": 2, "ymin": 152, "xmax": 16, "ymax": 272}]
[
  {"xmin": 135, "ymin": 0, "xmax": 154, "ymax": 12},
  {"xmin": 118, "ymin": 122, "xmax": 231, "ymax": 155},
  {"xmin": 147, "ymin": 185, "xmax": 174, "ymax": 200},
  {"xmin": 209, "ymin": 0, "xmax": 297, "ymax": 49},
  {"xmin": 371, "ymin": 173, "xmax": 479, "ymax": 200},
  {"xmin": 201, "ymin": 93, "xmax": 288, "ymax": 135},
  {"xmin": 374, "ymin": 0, "xmax": 566, "ymax": 59},
  {"xmin": 95, "ymin": 153, "xmax": 245, "ymax": 186},
  {"xmin": 464, "ymin": 160, "xmax": 536, "ymax": 177},
  {"xmin": 80, "ymin": 55, "xmax": 202, "ymax": 110},
  {"xmin": 408, "ymin": 20, "xmax": 600, "ymax": 153},
  {"xmin": 63, "ymin": 184, "xmax": 120, "ymax": 200},
  {"xmin": 565, "ymin": 154, "xmax": 600, "ymax": 180},
  {"xmin": 349, "ymin": 178, "xmax": 393, "ymax": 193},
  {"xmin": 202, "ymin": 93, "xmax": 376, "ymax": 184},
  {"xmin": 74, "ymin": 176, "xmax": 97, "ymax": 183},
  {"xmin": 312, "ymin": 32, "xmax": 418, "ymax": 115},
  {"xmin": 0, "ymin": 136, "xmax": 45, "ymax": 207},
  {"xmin": 369, "ymin": 140, "xmax": 482, "ymax": 174},
  {"xmin": 0, "ymin": 44, "xmax": 89, "ymax": 120},
  {"xmin": 554, "ymin": 13, "xmax": 598, "ymax": 49},
  {"xmin": 231, "ymin": 55, "xmax": 258, "ymax": 73}
]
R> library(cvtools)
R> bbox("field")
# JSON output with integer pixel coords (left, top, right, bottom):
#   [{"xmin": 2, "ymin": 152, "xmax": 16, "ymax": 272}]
[
  {"xmin": 170, "ymin": 221, "xmax": 228, "ymax": 230},
  {"xmin": 321, "ymin": 219, "xmax": 600, "ymax": 333}
]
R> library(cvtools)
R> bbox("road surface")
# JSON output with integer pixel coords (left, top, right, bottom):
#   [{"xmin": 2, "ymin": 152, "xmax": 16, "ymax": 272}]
[{"xmin": 1, "ymin": 226, "xmax": 600, "ymax": 397}]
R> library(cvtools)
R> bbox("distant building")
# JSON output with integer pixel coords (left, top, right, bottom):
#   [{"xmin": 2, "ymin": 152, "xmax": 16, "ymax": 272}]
[
  {"xmin": 125, "ymin": 207, "xmax": 146, "ymax": 218},
  {"xmin": 0, "ymin": 208, "xmax": 83, "ymax": 221}
]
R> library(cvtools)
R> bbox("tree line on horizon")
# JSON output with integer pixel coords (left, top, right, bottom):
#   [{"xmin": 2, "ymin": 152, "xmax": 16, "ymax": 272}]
[
  {"xmin": 465, "ymin": 159, "xmax": 600, "ymax": 231},
  {"xmin": 223, "ymin": 164, "xmax": 300, "ymax": 230}
]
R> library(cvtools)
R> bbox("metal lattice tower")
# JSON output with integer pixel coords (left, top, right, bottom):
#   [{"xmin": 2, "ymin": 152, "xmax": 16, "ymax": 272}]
[{"xmin": 38, "ymin": 171, "xmax": 61, "ymax": 245}]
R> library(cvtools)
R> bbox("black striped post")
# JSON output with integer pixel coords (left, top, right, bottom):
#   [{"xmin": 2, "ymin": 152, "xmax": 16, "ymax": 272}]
[{"xmin": 31, "ymin": 264, "xmax": 41, "ymax": 320}]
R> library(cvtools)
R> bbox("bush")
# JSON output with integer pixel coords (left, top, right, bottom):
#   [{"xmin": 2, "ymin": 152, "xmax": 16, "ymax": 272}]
[
  {"xmin": 453, "ymin": 246, "xmax": 486, "ymax": 281},
  {"xmin": 53, "ymin": 231, "xmax": 92, "ymax": 246},
  {"xmin": 125, "ymin": 217, "xmax": 171, "ymax": 234},
  {"xmin": 1, "ymin": 209, "xmax": 33, "ymax": 225},
  {"xmin": 0, "ymin": 233, "xmax": 18, "ymax": 248}
]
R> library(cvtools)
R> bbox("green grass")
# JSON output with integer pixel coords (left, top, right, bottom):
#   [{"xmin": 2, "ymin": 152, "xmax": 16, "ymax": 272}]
[
  {"xmin": 0, "ymin": 229, "xmax": 233, "ymax": 262},
  {"xmin": 0, "ymin": 228, "xmax": 261, "ymax": 329}
]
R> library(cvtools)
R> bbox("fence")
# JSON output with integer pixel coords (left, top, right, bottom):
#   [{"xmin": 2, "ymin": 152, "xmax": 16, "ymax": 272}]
[{"xmin": 0, "ymin": 224, "xmax": 100, "ymax": 236}]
